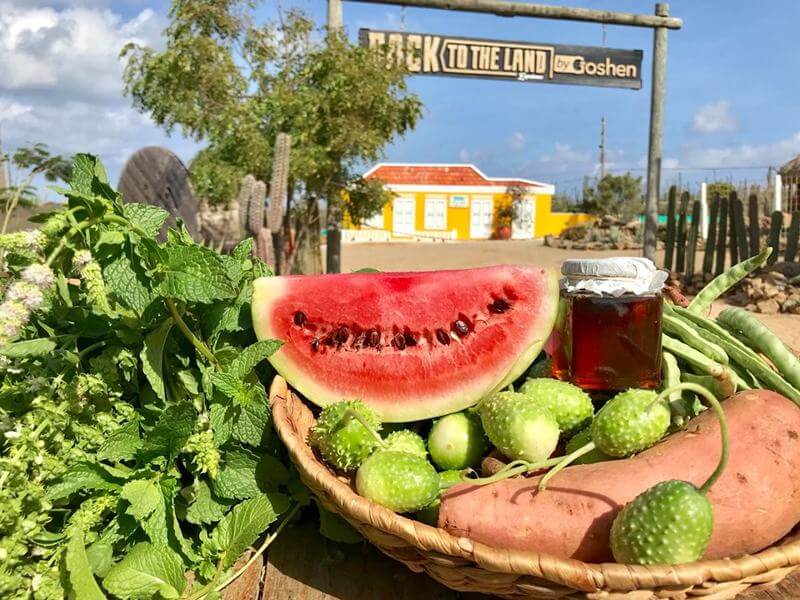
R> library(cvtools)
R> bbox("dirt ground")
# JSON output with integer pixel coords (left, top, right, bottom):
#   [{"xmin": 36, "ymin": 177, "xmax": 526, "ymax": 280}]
[{"xmin": 341, "ymin": 239, "xmax": 800, "ymax": 350}]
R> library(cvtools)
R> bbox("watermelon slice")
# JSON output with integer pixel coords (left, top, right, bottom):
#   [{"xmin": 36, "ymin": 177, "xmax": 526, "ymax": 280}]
[{"xmin": 252, "ymin": 265, "xmax": 559, "ymax": 422}]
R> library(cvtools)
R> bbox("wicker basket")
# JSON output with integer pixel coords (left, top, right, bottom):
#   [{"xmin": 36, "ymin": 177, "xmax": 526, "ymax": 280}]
[{"xmin": 269, "ymin": 376, "xmax": 800, "ymax": 599}]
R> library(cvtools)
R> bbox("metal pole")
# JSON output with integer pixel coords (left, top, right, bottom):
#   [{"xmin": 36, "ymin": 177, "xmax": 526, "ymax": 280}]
[
  {"xmin": 643, "ymin": 2, "xmax": 669, "ymax": 261},
  {"xmin": 349, "ymin": 0, "xmax": 682, "ymax": 28},
  {"xmin": 326, "ymin": 0, "xmax": 344, "ymax": 273}
]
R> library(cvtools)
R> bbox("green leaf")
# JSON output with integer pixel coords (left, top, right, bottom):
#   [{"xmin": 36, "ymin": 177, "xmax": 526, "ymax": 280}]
[
  {"xmin": 104, "ymin": 253, "xmax": 153, "ymax": 315},
  {"xmin": 157, "ymin": 244, "xmax": 236, "ymax": 303},
  {"xmin": 202, "ymin": 281, "xmax": 253, "ymax": 340},
  {"xmin": 161, "ymin": 478, "xmax": 198, "ymax": 563},
  {"xmin": 186, "ymin": 480, "xmax": 232, "ymax": 525},
  {"xmin": 209, "ymin": 402, "xmax": 233, "ymax": 446},
  {"xmin": 230, "ymin": 238, "xmax": 254, "ymax": 262},
  {"xmin": 141, "ymin": 403, "xmax": 196, "ymax": 462},
  {"xmin": 65, "ymin": 529, "xmax": 107, "ymax": 600},
  {"xmin": 318, "ymin": 505, "xmax": 362, "ymax": 544},
  {"xmin": 0, "ymin": 337, "xmax": 57, "ymax": 358},
  {"xmin": 140, "ymin": 318, "xmax": 173, "ymax": 401},
  {"xmin": 70, "ymin": 154, "xmax": 99, "ymax": 195},
  {"xmin": 96, "ymin": 230, "xmax": 126, "ymax": 248},
  {"xmin": 227, "ymin": 339, "xmax": 282, "ymax": 380},
  {"xmin": 47, "ymin": 463, "xmax": 123, "ymax": 500},
  {"xmin": 122, "ymin": 204, "xmax": 169, "ymax": 239},
  {"xmin": 231, "ymin": 398, "xmax": 270, "ymax": 448},
  {"xmin": 85, "ymin": 541, "xmax": 114, "ymax": 578},
  {"xmin": 97, "ymin": 419, "xmax": 141, "ymax": 462},
  {"xmin": 139, "ymin": 486, "xmax": 168, "ymax": 547},
  {"xmin": 212, "ymin": 446, "xmax": 289, "ymax": 500},
  {"xmin": 210, "ymin": 371, "xmax": 241, "ymax": 398},
  {"xmin": 121, "ymin": 479, "xmax": 162, "ymax": 521},
  {"xmin": 102, "ymin": 543, "xmax": 185, "ymax": 600},
  {"xmin": 211, "ymin": 493, "xmax": 289, "ymax": 570}
]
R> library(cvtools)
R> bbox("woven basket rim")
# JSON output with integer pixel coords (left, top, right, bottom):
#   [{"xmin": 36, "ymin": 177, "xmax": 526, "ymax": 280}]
[{"xmin": 269, "ymin": 375, "xmax": 800, "ymax": 593}]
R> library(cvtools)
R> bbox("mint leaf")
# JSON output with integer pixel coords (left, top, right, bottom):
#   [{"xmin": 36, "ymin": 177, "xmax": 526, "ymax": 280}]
[
  {"xmin": 104, "ymin": 252, "xmax": 153, "ymax": 316},
  {"xmin": 103, "ymin": 542, "xmax": 185, "ymax": 600},
  {"xmin": 70, "ymin": 154, "xmax": 99, "ymax": 195},
  {"xmin": 212, "ymin": 446, "xmax": 289, "ymax": 500},
  {"xmin": 122, "ymin": 204, "xmax": 169, "ymax": 239},
  {"xmin": 210, "ymin": 371, "xmax": 241, "ymax": 398},
  {"xmin": 209, "ymin": 403, "xmax": 233, "ymax": 447},
  {"xmin": 0, "ymin": 338, "xmax": 57, "ymax": 358},
  {"xmin": 318, "ymin": 505, "xmax": 362, "ymax": 544},
  {"xmin": 85, "ymin": 541, "xmax": 113, "ymax": 578},
  {"xmin": 201, "ymin": 281, "xmax": 252, "ymax": 341},
  {"xmin": 161, "ymin": 478, "xmax": 198, "ymax": 563},
  {"xmin": 121, "ymin": 479, "xmax": 161, "ymax": 521},
  {"xmin": 140, "ymin": 318, "xmax": 173, "ymax": 401},
  {"xmin": 231, "ymin": 398, "xmax": 270, "ymax": 448},
  {"xmin": 97, "ymin": 419, "xmax": 141, "ymax": 462},
  {"xmin": 139, "ymin": 488, "xmax": 168, "ymax": 546},
  {"xmin": 141, "ymin": 403, "xmax": 196, "ymax": 462},
  {"xmin": 47, "ymin": 463, "xmax": 123, "ymax": 500},
  {"xmin": 157, "ymin": 244, "xmax": 236, "ymax": 303},
  {"xmin": 96, "ymin": 230, "xmax": 126, "ymax": 249},
  {"xmin": 186, "ymin": 480, "xmax": 232, "ymax": 526},
  {"xmin": 227, "ymin": 339, "xmax": 282, "ymax": 380},
  {"xmin": 230, "ymin": 238, "xmax": 254, "ymax": 262},
  {"xmin": 211, "ymin": 493, "xmax": 289, "ymax": 569},
  {"xmin": 65, "ymin": 529, "xmax": 107, "ymax": 600}
]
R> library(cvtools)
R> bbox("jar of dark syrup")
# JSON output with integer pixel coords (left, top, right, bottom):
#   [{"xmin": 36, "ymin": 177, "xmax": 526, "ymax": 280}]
[{"xmin": 551, "ymin": 258, "xmax": 667, "ymax": 392}]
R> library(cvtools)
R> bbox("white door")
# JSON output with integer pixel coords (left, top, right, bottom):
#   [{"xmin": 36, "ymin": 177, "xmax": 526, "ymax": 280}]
[
  {"xmin": 470, "ymin": 197, "xmax": 494, "ymax": 239},
  {"xmin": 512, "ymin": 198, "xmax": 536, "ymax": 239},
  {"xmin": 393, "ymin": 196, "xmax": 415, "ymax": 235},
  {"xmin": 424, "ymin": 197, "xmax": 446, "ymax": 230}
]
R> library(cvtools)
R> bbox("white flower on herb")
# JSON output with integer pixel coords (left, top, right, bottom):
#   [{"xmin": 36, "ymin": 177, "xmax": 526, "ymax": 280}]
[
  {"xmin": 72, "ymin": 250, "xmax": 93, "ymax": 273},
  {"xmin": 24, "ymin": 230, "xmax": 45, "ymax": 249},
  {"xmin": 21, "ymin": 264, "xmax": 54, "ymax": 291},
  {"xmin": 0, "ymin": 300, "xmax": 29, "ymax": 341},
  {"xmin": 5, "ymin": 281, "xmax": 44, "ymax": 310}
]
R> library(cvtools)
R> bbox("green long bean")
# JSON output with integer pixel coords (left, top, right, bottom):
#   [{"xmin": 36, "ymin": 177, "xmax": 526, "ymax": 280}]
[
  {"xmin": 662, "ymin": 313, "xmax": 728, "ymax": 365},
  {"xmin": 718, "ymin": 307, "xmax": 800, "ymax": 390},
  {"xmin": 668, "ymin": 304, "xmax": 752, "ymax": 357},
  {"xmin": 661, "ymin": 334, "xmax": 750, "ymax": 391},
  {"xmin": 687, "ymin": 247, "xmax": 772, "ymax": 314}
]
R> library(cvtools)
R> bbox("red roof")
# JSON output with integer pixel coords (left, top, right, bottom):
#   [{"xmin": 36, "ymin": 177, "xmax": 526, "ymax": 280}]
[{"xmin": 364, "ymin": 163, "xmax": 548, "ymax": 188}]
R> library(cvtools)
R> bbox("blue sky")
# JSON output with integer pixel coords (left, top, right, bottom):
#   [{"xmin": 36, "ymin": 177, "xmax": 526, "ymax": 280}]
[{"xmin": 2, "ymin": 0, "xmax": 799, "ymax": 199}]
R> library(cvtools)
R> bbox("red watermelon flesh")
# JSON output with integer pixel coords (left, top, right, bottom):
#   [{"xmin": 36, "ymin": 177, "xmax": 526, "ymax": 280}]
[{"xmin": 252, "ymin": 265, "xmax": 559, "ymax": 422}]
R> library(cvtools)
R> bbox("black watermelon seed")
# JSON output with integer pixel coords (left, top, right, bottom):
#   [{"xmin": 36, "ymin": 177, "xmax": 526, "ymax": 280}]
[
  {"xmin": 310, "ymin": 338, "xmax": 319, "ymax": 352},
  {"xmin": 323, "ymin": 336, "xmax": 335, "ymax": 347},
  {"xmin": 435, "ymin": 329, "xmax": 451, "ymax": 345},
  {"xmin": 403, "ymin": 332, "xmax": 417, "ymax": 346},
  {"xmin": 489, "ymin": 298, "xmax": 510, "ymax": 314},
  {"xmin": 453, "ymin": 320, "xmax": 469, "ymax": 336},
  {"xmin": 392, "ymin": 334, "xmax": 406, "ymax": 350},
  {"xmin": 367, "ymin": 329, "xmax": 380, "ymax": 347},
  {"xmin": 293, "ymin": 311, "xmax": 307, "ymax": 326},
  {"xmin": 335, "ymin": 326, "xmax": 350, "ymax": 344}
]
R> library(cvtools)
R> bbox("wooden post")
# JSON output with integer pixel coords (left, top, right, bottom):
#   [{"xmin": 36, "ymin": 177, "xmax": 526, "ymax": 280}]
[
  {"xmin": 702, "ymin": 193, "xmax": 719, "ymax": 276},
  {"xmin": 326, "ymin": 0, "xmax": 344, "ymax": 273},
  {"xmin": 663, "ymin": 185, "xmax": 677, "ymax": 270},
  {"xmin": 685, "ymin": 200, "xmax": 700, "ymax": 284},
  {"xmin": 786, "ymin": 211, "xmax": 800, "ymax": 263},
  {"xmin": 715, "ymin": 198, "xmax": 728, "ymax": 275},
  {"xmin": 727, "ymin": 193, "xmax": 739, "ymax": 266},
  {"xmin": 767, "ymin": 211, "xmax": 783, "ymax": 266},
  {"xmin": 734, "ymin": 197, "xmax": 749, "ymax": 261},
  {"xmin": 748, "ymin": 194, "xmax": 760, "ymax": 256},
  {"xmin": 675, "ymin": 191, "xmax": 688, "ymax": 273},
  {"xmin": 643, "ymin": 3, "xmax": 670, "ymax": 261}
]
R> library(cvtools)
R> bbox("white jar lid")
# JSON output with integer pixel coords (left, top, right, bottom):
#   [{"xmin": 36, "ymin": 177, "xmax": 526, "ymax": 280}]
[{"xmin": 561, "ymin": 257, "xmax": 667, "ymax": 297}]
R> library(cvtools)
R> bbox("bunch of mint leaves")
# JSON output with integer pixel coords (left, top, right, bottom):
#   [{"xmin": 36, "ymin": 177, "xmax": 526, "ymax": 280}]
[{"xmin": 0, "ymin": 154, "xmax": 342, "ymax": 599}]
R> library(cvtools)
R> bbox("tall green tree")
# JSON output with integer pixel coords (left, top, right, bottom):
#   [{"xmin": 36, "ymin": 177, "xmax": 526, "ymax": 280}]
[
  {"xmin": 583, "ymin": 173, "xmax": 643, "ymax": 220},
  {"xmin": 122, "ymin": 1, "xmax": 421, "ymax": 273}
]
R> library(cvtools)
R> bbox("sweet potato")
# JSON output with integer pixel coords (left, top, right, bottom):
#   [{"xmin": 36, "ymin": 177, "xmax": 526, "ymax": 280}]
[{"xmin": 439, "ymin": 390, "xmax": 800, "ymax": 562}]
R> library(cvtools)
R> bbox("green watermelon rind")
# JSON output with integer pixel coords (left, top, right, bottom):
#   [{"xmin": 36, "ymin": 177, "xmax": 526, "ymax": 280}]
[{"xmin": 252, "ymin": 269, "xmax": 559, "ymax": 422}]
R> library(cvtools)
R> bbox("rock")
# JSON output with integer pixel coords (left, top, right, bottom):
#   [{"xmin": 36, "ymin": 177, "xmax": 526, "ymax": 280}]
[{"xmin": 756, "ymin": 299, "xmax": 781, "ymax": 314}]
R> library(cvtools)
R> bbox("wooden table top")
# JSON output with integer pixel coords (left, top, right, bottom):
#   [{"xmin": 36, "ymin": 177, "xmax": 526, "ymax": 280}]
[{"xmin": 261, "ymin": 520, "xmax": 800, "ymax": 600}]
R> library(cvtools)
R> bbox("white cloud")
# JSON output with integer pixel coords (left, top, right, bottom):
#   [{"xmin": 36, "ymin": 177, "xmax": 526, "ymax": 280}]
[
  {"xmin": 691, "ymin": 100, "xmax": 739, "ymax": 134},
  {"xmin": 508, "ymin": 131, "xmax": 525, "ymax": 151},
  {"xmin": 682, "ymin": 131, "xmax": 800, "ymax": 168},
  {"xmin": 0, "ymin": 2, "xmax": 200, "ymax": 197},
  {"xmin": 538, "ymin": 143, "xmax": 591, "ymax": 170}
]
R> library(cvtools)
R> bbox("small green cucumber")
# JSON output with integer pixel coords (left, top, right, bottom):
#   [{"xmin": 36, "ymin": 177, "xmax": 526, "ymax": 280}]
[
  {"xmin": 519, "ymin": 378, "xmax": 594, "ymax": 437},
  {"xmin": 310, "ymin": 400, "xmax": 382, "ymax": 472},
  {"xmin": 592, "ymin": 389, "xmax": 671, "ymax": 457},
  {"xmin": 610, "ymin": 480, "xmax": 713, "ymax": 565},
  {"xmin": 355, "ymin": 451, "xmax": 439, "ymax": 513},
  {"xmin": 427, "ymin": 412, "xmax": 489, "ymax": 470},
  {"xmin": 415, "ymin": 469, "xmax": 463, "ymax": 525},
  {"xmin": 384, "ymin": 430, "xmax": 427, "ymax": 459},
  {"xmin": 475, "ymin": 391, "xmax": 559, "ymax": 463}
]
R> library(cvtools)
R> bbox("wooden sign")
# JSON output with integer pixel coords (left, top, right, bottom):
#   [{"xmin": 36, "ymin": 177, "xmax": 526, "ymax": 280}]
[{"xmin": 360, "ymin": 29, "xmax": 643, "ymax": 89}]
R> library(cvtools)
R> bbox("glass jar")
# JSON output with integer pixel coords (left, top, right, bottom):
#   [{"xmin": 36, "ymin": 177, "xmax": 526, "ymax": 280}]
[{"xmin": 551, "ymin": 258, "xmax": 666, "ymax": 392}]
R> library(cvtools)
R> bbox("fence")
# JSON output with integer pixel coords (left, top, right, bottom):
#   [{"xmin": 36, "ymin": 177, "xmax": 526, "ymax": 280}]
[{"xmin": 662, "ymin": 185, "xmax": 800, "ymax": 282}]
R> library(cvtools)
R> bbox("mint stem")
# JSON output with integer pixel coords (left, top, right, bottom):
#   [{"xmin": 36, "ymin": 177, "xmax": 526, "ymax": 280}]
[{"xmin": 165, "ymin": 298, "xmax": 219, "ymax": 368}]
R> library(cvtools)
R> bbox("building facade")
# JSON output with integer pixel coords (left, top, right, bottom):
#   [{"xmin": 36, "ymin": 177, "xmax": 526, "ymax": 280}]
[{"xmin": 343, "ymin": 163, "xmax": 593, "ymax": 242}]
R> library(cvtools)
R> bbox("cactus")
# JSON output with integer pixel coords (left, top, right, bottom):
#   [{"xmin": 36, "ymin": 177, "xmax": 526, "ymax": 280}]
[
  {"xmin": 267, "ymin": 133, "xmax": 291, "ymax": 234},
  {"xmin": 248, "ymin": 180, "xmax": 266, "ymax": 236},
  {"xmin": 237, "ymin": 174, "xmax": 255, "ymax": 234}
]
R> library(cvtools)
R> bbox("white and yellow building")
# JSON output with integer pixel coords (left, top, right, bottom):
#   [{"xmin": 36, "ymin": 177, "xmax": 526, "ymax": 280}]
[{"xmin": 343, "ymin": 163, "xmax": 594, "ymax": 242}]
